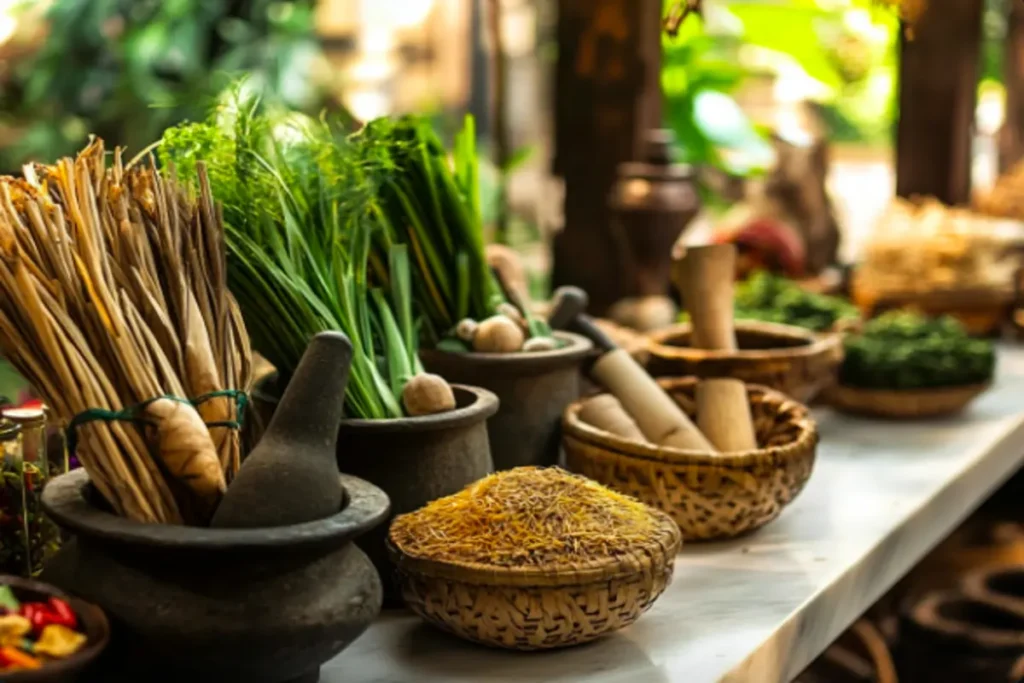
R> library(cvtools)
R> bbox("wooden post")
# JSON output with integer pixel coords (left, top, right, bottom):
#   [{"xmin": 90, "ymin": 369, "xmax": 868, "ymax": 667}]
[
  {"xmin": 551, "ymin": 0, "xmax": 663, "ymax": 315},
  {"xmin": 895, "ymin": 0, "xmax": 984, "ymax": 205},
  {"xmin": 1000, "ymin": 0, "xmax": 1024, "ymax": 172}
]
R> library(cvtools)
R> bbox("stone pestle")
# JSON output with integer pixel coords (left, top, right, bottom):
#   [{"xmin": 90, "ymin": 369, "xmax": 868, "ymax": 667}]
[{"xmin": 211, "ymin": 331, "xmax": 352, "ymax": 528}]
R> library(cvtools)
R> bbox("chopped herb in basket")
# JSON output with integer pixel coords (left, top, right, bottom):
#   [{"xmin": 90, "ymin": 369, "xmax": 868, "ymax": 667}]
[
  {"xmin": 838, "ymin": 312, "xmax": 995, "ymax": 390},
  {"xmin": 732, "ymin": 272, "xmax": 859, "ymax": 332},
  {"xmin": 677, "ymin": 271, "xmax": 858, "ymax": 332}
]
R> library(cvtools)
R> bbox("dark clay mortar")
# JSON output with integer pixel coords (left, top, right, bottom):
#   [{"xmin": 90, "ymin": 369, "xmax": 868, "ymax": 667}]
[
  {"xmin": 41, "ymin": 470, "xmax": 389, "ymax": 683},
  {"xmin": 419, "ymin": 331, "xmax": 592, "ymax": 471},
  {"xmin": 252, "ymin": 381, "xmax": 499, "ymax": 602}
]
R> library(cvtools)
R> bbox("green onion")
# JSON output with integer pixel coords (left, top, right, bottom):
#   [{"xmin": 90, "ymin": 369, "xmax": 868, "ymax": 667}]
[{"xmin": 159, "ymin": 93, "xmax": 419, "ymax": 419}]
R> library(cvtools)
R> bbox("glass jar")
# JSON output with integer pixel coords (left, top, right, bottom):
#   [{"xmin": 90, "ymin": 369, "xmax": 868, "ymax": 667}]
[{"xmin": 0, "ymin": 408, "xmax": 63, "ymax": 577}]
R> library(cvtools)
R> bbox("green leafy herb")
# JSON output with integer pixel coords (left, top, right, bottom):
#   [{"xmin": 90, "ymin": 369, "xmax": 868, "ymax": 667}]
[
  {"xmin": 839, "ymin": 312, "xmax": 996, "ymax": 390},
  {"xmin": 678, "ymin": 271, "xmax": 859, "ymax": 332},
  {"xmin": 159, "ymin": 92, "xmax": 416, "ymax": 419},
  {"xmin": 354, "ymin": 114, "xmax": 508, "ymax": 343},
  {"xmin": 732, "ymin": 271, "xmax": 859, "ymax": 332}
]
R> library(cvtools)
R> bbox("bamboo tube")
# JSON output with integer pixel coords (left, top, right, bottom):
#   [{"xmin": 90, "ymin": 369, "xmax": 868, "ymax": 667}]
[
  {"xmin": 696, "ymin": 379, "xmax": 757, "ymax": 452},
  {"xmin": 591, "ymin": 349, "xmax": 715, "ymax": 451},
  {"xmin": 578, "ymin": 394, "xmax": 648, "ymax": 442},
  {"xmin": 673, "ymin": 244, "xmax": 738, "ymax": 350}
]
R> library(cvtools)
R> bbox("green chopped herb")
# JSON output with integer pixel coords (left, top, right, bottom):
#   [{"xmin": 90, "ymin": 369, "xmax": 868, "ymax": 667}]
[{"xmin": 839, "ymin": 312, "xmax": 996, "ymax": 390}]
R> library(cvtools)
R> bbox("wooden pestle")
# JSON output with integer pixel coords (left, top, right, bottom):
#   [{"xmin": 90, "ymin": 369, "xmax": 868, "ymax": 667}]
[
  {"xmin": 211, "ymin": 332, "xmax": 351, "ymax": 528},
  {"xmin": 673, "ymin": 244, "xmax": 757, "ymax": 451},
  {"xmin": 578, "ymin": 394, "xmax": 647, "ymax": 442},
  {"xmin": 591, "ymin": 349, "xmax": 714, "ymax": 450},
  {"xmin": 549, "ymin": 286, "xmax": 715, "ymax": 452},
  {"xmin": 673, "ymin": 244, "xmax": 738, "ymax": 350},
  {"xmin": 696, "ymin": 379, "xmax": 757, "ymax": 452}
]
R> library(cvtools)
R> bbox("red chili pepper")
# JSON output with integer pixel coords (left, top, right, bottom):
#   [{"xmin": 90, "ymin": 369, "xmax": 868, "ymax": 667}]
[
  {"xmin": 47, "ymin": 598, "xmax": 77, "ymax": 629},
  {"xmin": 19, "ymin": 603, "xmax": 56, "ymax": 632}
]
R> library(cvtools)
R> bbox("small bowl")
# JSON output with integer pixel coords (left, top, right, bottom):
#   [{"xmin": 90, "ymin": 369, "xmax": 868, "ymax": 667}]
[
  {"xmin": 823, "ymin": 382, "xmax": 991, "ymax": 419},
  {"xmin": 563, "ymin": 377, "xmax": 818, "ymax": 541},
  {"xmin": 645, "ymin": 320, "xmax": 843, "ymax": 402},
  {"xmin": 0, "ymin": 575, "xmax": 109, "ymax": 683},
  {"xmin": 387, "ymin": 509, "xmax": 681, "ymax": 650}
]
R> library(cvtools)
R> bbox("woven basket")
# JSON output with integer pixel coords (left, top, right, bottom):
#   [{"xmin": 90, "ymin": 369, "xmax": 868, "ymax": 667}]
[
  {"xmin": 387, "ymin": 512, "xmax": 681, "ymax": 650},
  {"xmin": 645, "ymin": 320, "xmax": 843, "ymax": 402},
  {"xmin": 564, "ymin": 377, "xmax": 818, "ymax": 541},
  {"xmin": 823, "ymin": 382, "xmax": 990, "ymax": 419},
  {"xmin": 852, "ymin": 278, "xmax": 1014, "ymax": 337}
]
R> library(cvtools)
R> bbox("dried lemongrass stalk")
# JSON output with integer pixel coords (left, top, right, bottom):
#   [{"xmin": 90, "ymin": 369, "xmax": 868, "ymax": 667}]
[{"xmin": 0, "ymin": 138, "xmax": 251, "ymax": 524}]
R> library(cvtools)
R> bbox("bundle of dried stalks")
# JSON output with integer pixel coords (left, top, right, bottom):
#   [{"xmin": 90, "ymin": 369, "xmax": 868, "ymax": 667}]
[{"xmin": 0, "ymin": 139, "xmax": 252, "ymax": 525}]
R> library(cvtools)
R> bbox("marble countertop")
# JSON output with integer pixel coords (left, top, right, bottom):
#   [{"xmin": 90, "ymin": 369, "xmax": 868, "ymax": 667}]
[{"xmin": 325, "ymin": 347, "xmax": 1024, "ymax": 683}]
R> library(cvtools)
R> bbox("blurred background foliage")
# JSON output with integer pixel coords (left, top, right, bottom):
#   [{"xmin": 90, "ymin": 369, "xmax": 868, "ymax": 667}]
[
  {"xmin": 0, "ymin": 0, "xmax": 329, "ymax": 172},
  {"xmin": 661, "ymin": 0, "xmax": 904, "ymax": 173}
]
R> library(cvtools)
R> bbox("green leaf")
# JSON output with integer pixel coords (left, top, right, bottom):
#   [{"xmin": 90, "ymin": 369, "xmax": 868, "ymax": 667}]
[{"xmin": 726, "ymin": 2, "xmax": 843, "ymax": 90}]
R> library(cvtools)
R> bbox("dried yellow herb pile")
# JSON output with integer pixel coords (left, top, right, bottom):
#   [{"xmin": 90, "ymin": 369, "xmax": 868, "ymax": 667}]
[{"xmin": 389, "ymin": 467, "xmax": 669, "ymax": 568}]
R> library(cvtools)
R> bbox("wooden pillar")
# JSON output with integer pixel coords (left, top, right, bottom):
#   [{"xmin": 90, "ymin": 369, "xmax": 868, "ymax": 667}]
[
  {"xmin": 895, "ymin": 0, "xmax": 984, "ymax": 206},
  {"xmin": 551, "ymin": 0, "xmax": 663, "ymax": 315},
  {"xmin": 1000, "ymin": 0, "xmax": 1024, "ymax": 172}
]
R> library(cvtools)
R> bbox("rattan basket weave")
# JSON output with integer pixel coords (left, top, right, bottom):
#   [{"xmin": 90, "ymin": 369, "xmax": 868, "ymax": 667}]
[
  {"xmin": 387, "ymin": 511, "xmax": 681, "ymax": 650},
  {"xmin": 645, "ymin": 320, "xmax": 843, "ymax": 402},
  {"xmin": 564, "ymin": 377, "xmax": 818, "ymax": 541},
  {"xmin": 823, "ymin": 382, "xmax": 991, "ymax": 419}
]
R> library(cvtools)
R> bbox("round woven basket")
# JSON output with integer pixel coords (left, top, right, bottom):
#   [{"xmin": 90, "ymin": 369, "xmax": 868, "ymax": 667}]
[
  {"xmin": 563, "ymin": 377, "xmax": 818, "ymax": 541},
  {"xmin": 823, "ymin": 382, "xmax": 991, "ymax": 419},
  {"xmin": 387, "ymin": 511, "xmax": 681, "ymax": 650},
  {"xmin": 645, "ymin": 320, "xmax": 843, "ymax": 402}
]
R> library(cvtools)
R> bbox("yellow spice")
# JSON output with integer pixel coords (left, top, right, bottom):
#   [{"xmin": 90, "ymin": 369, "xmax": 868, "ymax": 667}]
[{"xmin": 390, "ymin": 467, "xmax": 669, "ymax": 568}]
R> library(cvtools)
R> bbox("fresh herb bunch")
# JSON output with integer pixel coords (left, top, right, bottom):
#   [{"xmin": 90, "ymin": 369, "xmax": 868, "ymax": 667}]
[
  {"xmin": 159, "ymin": 95, "xmax": 421, "ymax": 419},
  {"xmin": 839, "ymin": 312, "xmax": 995, "ymax": 390},
  {"xmin": 354, "ymin": 115, "xmax": 543, "ymax": 345},
  {"xmin": 732, "ymin": 271, "xmax": 859, "ymax": 332}
]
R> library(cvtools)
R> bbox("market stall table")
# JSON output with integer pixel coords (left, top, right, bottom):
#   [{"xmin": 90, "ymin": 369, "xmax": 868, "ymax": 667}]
[{"xmin": 327, "ymin": 345, "xmax": 1024, "ymax": 683}]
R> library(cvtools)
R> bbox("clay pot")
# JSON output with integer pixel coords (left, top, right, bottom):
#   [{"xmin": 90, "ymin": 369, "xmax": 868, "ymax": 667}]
[
  {"xmin": 794, "ymin": 619, "xmax": 897, "ymax": 683},
  {"xmin": 608, "ymin": 128, "xmax": 701, "ymax": 299},
  {"xmin": 40, "ymin": 469, "xmax": 389, "ymax": 683},
  {"xmin": 420, "ymin": 332, "xmax": 592, "ymax": 471},
  {"xmin": 251, "ymin": 381, "xmax": 498, "ymax": 601},
  {"xmin": 963, "ymin": 566, "xmax": 1024, "ymax": 616},
  {"xmin": 899, "ymin": 591, "xmax": 1024, "ymax": 683},
  {"xmin": 335, "ymin": 385, "xmax": 498, "ymax": 600},
  {"xmin": 902, "ymin": 522, "xmax": 1024, "ymax": 605}
]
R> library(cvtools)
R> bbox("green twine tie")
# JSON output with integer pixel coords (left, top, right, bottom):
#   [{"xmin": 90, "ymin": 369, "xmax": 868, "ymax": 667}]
[{"xmin": 66, "ymin": 390, "xmax": 248, "ymax": 458}]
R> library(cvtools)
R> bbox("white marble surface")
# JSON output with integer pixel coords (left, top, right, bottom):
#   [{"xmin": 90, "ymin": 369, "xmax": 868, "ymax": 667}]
[{"xmin": 324, "ymin": 347, "xmax": 1024, "ymax": 683}]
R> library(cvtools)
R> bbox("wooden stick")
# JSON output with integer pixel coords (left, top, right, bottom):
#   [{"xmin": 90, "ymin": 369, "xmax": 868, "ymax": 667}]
[
  {"xmin": 591, "ymin": 349, "xmax": 715, "ymax": 451},
  {"xmin": 578, "ymin": 394, "xmax": 648, "ymax": 442},
  {"xmin": 696, "ymin": 379, "xmax": 757, "ymax": 452},
  {"xmin": 673, "ymin": 244, "xmax": 738, "ymax": 350}
]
